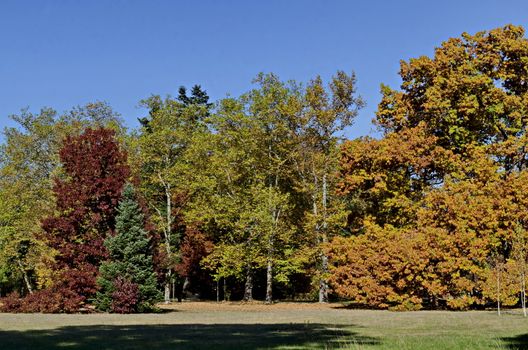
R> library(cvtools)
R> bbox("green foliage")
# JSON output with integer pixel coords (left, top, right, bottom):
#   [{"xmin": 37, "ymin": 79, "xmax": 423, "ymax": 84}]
[{"xmin": 96, "ymin": 184, "xmax": 160, "ymax": 313}]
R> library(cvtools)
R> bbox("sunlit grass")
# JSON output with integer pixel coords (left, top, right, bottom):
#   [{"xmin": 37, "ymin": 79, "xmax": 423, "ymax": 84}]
[{"xmin": 1, "ymin": 303, "xmax": 527, "ymax": 349}]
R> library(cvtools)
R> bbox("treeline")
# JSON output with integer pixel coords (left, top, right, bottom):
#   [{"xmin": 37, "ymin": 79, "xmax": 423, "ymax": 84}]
[{"xmin": 1, "ymin": 25, "xmax": 528, "ymax": 312}]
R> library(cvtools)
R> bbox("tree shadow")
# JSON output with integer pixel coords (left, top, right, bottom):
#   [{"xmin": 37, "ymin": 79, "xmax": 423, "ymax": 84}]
[
  {"xmin": 501, "ymin": 334, "xmax": 528, "ymax": 349},
  {"xmin": 0, "ymin": 323, "xmax": 379, "ymax": 350},
  {"xmin": 331, "ymin": 303, "xmax": 378, "ymax": 310}
]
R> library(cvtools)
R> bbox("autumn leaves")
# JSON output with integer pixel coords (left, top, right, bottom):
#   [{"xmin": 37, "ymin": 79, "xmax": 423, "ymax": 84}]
[
  {"xmin": 331, "ymin": 25, "xmax": 528, "ymax": 310},
  {"xmin": 1, "ymin": 24, "xmax": 528, "ymax": 312}
]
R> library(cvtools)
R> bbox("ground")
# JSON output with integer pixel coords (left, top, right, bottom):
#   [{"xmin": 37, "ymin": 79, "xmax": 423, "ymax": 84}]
[{"xmin": 1, "ymin": 302, "xmax": 527, "ymax": 349}]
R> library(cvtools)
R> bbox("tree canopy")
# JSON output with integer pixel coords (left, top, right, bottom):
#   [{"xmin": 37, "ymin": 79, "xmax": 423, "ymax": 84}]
[{"xmin": 2, "ymin": 25, "xmax": 528, "ymax": 313}]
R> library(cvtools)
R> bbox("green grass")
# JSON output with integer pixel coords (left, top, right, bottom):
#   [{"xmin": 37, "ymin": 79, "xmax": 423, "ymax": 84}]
[{"xmin": 0, "ymin": 303, "xmax": 527, "ymax": 349}]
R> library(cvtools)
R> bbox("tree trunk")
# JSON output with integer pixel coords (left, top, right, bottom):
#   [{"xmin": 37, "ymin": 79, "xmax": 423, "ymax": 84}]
[
  {"xmin": 223, "ymin": 277, "xmax": 227, "ymax": 301},
  {"xmin": 17, "ymin": 259, "xmax": 33, "ymax": 295},
  {"xmin": 216, "ymin": 279, "xmax": 220, "ymax": 303},
  {"xmin": 319, "ymin": 252, "xmax": 329, "ymax": 303},
  {"xmin": 265, "ymin": 257, "xmax": 273, "ymax": 304},
  {"xmin": 522, "ymin": 271, "xmax": 527, "ymax": 317},
  {"xmin": 164, "ymin": 270, "xmax": 172, "ymax": 304},
  {"xmin": 243, "ymin": 266, "xmax": 253, "ymax": 302},
  {"xmin": 182, "ymin": 276, "xmax": 190, "ymax": 300},
  {"xmin": 319, "ymin": 174, "xmax": 329, "ymax": 303},
  {"xmin": 497, "ymin": 267, "xmax": 501, "ymax": 316},
  {"xmin": 265, "ymin": 214, "xmax": 276, "ymax": 304}
]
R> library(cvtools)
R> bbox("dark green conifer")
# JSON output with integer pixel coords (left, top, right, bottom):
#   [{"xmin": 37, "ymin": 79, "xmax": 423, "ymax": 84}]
[{"xmin": 95, "ymin": 183, "xmax": 160, "ymax": 313}]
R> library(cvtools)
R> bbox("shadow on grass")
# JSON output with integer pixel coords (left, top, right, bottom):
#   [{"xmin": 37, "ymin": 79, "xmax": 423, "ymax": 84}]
[
  {"xmin": 331, "ymin": 303, "xmax": 383, "ymax": 311},
  {"xmin": 0, "ymin": 323, "xmax": 379, "ymax": 350},
  {"xmin": 501, "ymin": 334, "xmax": 528, "ymax": 349}
]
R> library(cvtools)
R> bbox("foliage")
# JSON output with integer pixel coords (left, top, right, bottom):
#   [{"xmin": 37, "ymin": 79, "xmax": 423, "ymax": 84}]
[
  {"xmin": 110, "ymin": 276, "xmax": 140, "ymax": 314},
  {"xmin": 376, "ymin": 25, "xmax": 528, "ymax": 155},
  {"xmin": 38, "ymin": 128, "xmax": 129, "ymax": 312},
  {"xmin": 4, "ymin": 25, "xmax": 528, "ymax": 310},
  {"xmin": 0, "ymin": 103, "xmax": 123, "ymax": 295},
  {"xmin": 133, "ymin": 87, "xmax": 212, "ymax": 301},
  {"xmin": 95, "ymin": 184, "xmax": 160, "ymax": 313},
  {"xmin": 330, "ymin": 25, "xmax": 528, "ymax": 310}
]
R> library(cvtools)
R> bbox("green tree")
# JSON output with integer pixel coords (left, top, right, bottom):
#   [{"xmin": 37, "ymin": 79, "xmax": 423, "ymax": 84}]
[
  {"xmin": 294, "ymin": 71, "xmax": 364, "ymax": 302},
  {"xmin": 134, "ymin": 88, "xmax": 211, "ymax": 303},
  {"xmin": 245, "ymin": 73, "xmax": 301, "ymax": 303},
  {"xmin": 96, "ymin": 184, "xmax": 160, "ymax": 313},
  {"xmin": 197, "ymin": 97, "xmax": 264, "ymax": 301}
]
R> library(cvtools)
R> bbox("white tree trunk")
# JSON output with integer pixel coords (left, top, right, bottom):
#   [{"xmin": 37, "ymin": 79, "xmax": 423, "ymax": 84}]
[
  {"xmin": 17, "ymin": 259, "xmax": 33, "ymax": 295},
  {"xmin": 265, "ymin": 256, "xmax": 273, "ymax": 304},
  {"xmin": 521, "ymin": 271, "xmax": 526, "ymax": 317},
  {"xmin": 164, "ymin": 270, "xmax": 172, "ymax": 304},
  {"xmin": 319, "ymin": 174, "xmax": 329, "ymax": 303},
  {"xmin": 497, "ymin": 267, "xmax": 501, "ymax": 317}
]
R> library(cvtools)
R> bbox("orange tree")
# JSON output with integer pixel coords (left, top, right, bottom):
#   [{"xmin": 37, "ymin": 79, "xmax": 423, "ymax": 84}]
[{"xmin": 330, "ymin": 25, "xmax": 528, "ymax": 310}]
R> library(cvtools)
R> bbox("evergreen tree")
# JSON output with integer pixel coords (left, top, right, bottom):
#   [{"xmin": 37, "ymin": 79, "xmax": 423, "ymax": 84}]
[{"xmin": 96, "ymin": 184, "xmax": 160, "ymax": 313}]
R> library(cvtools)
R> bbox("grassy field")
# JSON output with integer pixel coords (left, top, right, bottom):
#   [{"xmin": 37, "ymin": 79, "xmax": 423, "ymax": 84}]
[{"xmin": 1, "ymin": 302, "xmax": 528, "ymax": 349}]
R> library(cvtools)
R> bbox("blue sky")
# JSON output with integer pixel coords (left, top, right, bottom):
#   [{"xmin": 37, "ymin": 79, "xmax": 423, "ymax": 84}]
[{"xmin": 1, "ymin": 0, "xmax": 527, "ymax": 139}]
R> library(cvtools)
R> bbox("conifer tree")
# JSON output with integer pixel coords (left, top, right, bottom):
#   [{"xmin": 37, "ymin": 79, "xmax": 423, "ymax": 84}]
[{"xmin": 96, "ymin": 184, "xmax": 160, "ymax": 313}]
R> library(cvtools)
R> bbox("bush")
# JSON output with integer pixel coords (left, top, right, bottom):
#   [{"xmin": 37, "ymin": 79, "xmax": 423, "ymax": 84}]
[
  {"xmin": 0, "ymin": 269, "xmax": 91, "ymax": 313},
  {"xmin": 0, "ymin": 292, "xmax": 23, "ymax": 312},
  {"xmin": 110, "ymin": 277, "xmax": 139, "ymax": 314},
  {"xmin": 0, "ymin": 288, "xmax": 82, "ymax": 313}
]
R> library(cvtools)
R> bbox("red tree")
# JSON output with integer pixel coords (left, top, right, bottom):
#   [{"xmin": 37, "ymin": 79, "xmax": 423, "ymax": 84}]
[{"xmin": 39, "ymin": 128, "xmax": 130, "ymax": 311}]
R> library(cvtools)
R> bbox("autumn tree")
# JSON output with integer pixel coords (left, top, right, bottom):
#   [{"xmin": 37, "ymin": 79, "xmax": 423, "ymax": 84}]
[
  {"xmin": 331, "ymin": 25, "xmax": 528, "ymax": 310},
  {"xmin": 175, "ymin": 226, "xmax": 214, "ymax": 298},
  {"xmin": 0, "ymin": 103, "xmax": 123, "ymax": 296},
  {"xmin": 376, "ymin": 24, "xmax": 528, "ymax": 158},
  {"xmin": 134, "ymin": 86, "xmax": 212, "ymax": 303},
  {"xmin": 40, "ymin": 127, "xmax": 129, "ymax": 311},
  {"xmin": 294, "ymin": 71, "xmax": 364, "ymax": 302}
]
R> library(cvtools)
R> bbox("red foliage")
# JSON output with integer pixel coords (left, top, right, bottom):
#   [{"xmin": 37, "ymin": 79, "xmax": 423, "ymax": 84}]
[
  {"xmin": 175, "ymin": 226, "xmax": 213, "ymax": 278},
  {"xmin": 37, "ymin": 128, "xmax": 130, "ymax": 312},
  {"xmin": 0, "ymin": 285, "xmax": 84, "ymax": 313},
  {"xmin": 111, "ymin": 277, "xmax": 140, "ymax": 313},
  {"xmin": 0, "ymin": 292, "xmax": 23, "ymax": 312}
]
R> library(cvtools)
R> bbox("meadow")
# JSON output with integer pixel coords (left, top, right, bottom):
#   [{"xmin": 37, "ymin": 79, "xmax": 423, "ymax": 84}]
[{"xmin": 1, "ymin": 302, "xmax": 527, "ymax": 349}]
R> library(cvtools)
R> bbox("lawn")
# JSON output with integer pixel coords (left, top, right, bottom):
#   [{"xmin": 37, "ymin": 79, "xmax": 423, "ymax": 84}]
[{"xmin": 0, "ymin": 302, "xmax": 527, "ymax": 349}]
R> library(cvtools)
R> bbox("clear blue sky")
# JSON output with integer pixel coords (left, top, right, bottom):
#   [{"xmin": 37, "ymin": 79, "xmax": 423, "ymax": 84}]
[{"xmin": 1, "ymin": 0, "xmax": 527, "ymax": 139}]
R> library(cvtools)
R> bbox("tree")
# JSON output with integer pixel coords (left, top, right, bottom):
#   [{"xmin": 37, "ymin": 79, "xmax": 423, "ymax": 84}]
[
  {"xmin": 40, "ymin": 127, "xmax": 129, "ymax": 311},
  {"xmin": 331, "ymin": 25, "xmax": 528, "ymax": 310},
  {"xmin": 294, "ymin": 71, "xmax": 364, "ymax": 302},
  {"xmin": 0, "ymin": 103, "xmax": 123, "ymax": 296},
  {"xmin": 175, "ymin": 226, "xmax": 214, "ymax": 299},
  {"xmin": 244, "ymin": 73, "xmax": 301, "ymax": 303},
  {"xmin": 338, "ymin": 124, "xmax": 457, "ymax": 230},
  {"xmin": 95, "ymin": 184, "xmax": 160, "ymax": 313},
  {"xmin": 196, "ymin": 97, "xmax": 265, "ymax": 301},
  {"xmin": 134, "ymin": 88, "xmax": 212, "ymax": 303},
  {"xmin": 328, "ymin": 222, "xmax": 428, "ymax": 310},
  {"xmin": 376, "ymin": 25, "xmax": 528, "ymax": 158}
]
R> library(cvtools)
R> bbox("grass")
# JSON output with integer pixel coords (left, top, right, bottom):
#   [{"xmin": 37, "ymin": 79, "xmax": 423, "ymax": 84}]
[{"xmin": 0, "ymin": 302, "xmax": 528, "ymax": 349}]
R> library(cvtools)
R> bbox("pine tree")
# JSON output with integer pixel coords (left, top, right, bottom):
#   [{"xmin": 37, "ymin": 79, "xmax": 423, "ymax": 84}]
[{"xmin": 96, "ymin": 184, "xmax": 160, "ymax": 313}]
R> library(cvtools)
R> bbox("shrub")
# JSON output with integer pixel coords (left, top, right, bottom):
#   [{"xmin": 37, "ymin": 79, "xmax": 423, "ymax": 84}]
[
  {"xmin": 0, "ymin": 287, "xmax": 83, "ymax": 313},
  {"xmin": 0, "ymin": 292, "xmax": 23, "ymax": 312},
  {"xmin": 111, "ymin": 277, "xmax": 139, "ymax": 314}
]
